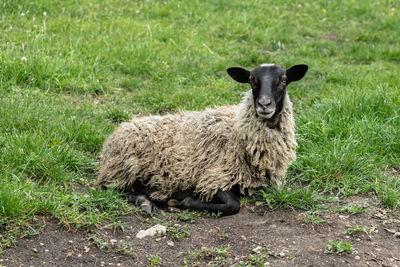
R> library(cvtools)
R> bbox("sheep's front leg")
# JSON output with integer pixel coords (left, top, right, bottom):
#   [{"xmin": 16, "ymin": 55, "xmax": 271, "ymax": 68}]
[{"xmin": 179, "ymin": 190, "xmax": 240, "ymax": 215}]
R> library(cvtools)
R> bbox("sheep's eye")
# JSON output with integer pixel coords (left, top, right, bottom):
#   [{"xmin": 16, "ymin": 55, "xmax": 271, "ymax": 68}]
[
  {"xmin": 279, "ymin": 75, "xmax": 287, "ymax": 86},
  {"xmin": 249, "ymin": 76, "xmax": 258, "ymax": 87}
]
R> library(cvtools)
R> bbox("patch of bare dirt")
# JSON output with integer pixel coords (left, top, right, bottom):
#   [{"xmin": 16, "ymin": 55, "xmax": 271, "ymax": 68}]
[{"xmin": 1, "ymin": 195, "xmax": 400, "ymax": 267}]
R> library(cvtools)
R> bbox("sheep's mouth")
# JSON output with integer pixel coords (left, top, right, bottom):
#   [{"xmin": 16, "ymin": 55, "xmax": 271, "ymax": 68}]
[{"xmin": 256, "ymin": 108, "xmax": 275, "ymax": 119}]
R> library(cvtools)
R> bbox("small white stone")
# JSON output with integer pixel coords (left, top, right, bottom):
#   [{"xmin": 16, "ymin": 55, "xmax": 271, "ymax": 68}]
[
  {"xmin": 136, "ymin": 224, "xmax": 166, "ymax": 239},
  {"xmin": 355, "ymin": 255, "xmax": 361, "ymax": 260},
  {"xmin": 167, "ymin": 240, "xmax": 174, "ymax": 247}
]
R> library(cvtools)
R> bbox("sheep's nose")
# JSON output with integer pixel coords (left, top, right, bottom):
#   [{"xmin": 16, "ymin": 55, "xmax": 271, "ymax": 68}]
[{"xmin": 258, "ymin": 97, "xmax": 272, "ymax": 108}]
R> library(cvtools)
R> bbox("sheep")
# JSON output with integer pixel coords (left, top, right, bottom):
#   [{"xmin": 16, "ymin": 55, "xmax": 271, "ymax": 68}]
[{"xmin": 94, "ymin": 63, "xmax": 308, "ymax": 215}]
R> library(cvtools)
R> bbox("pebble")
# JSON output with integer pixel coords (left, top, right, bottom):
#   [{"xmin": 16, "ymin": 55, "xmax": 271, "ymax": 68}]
[
  {"xmin": 136, "ymin": 224, "xmax": 167, "ymax": 239},
  {"xmin": 167, "ymin": 240, "xmax": 174, "ymax": 247},
  {"xmin": 355, "ymin": 255, "xmax": 361, "ymax": 260}
]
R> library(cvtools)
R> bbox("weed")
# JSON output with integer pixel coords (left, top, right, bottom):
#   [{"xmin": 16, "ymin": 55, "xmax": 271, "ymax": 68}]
[
  {"xmin": 201, "ymin": 210, "xmax": 223, "ymax": 218},
  {"xmin": 87, "ymin": 233, "xmax": 109, "ymax": 249},
  {"xmin": 343, "ymin": 225, "xmax": 370, "ymax": 235},
  {"xmin": 303, "ymin": 211, "xmax": 326, "ymax": 225},
  {"xmin": 335, "ymin": 204, "xmax": 369, "ymax": 215},
  {"xmin": 218, "ymin": 232, "xmax": 229, "ymax": 240},
  {"xmin": 324, "ymin": 240, "xmax": 354, "ymax": 254},
  {"xmin": 113, "ymin": 240, "xmax": 135, "ymax": 255},
  {"xmin": 172, "ymin": 210, "xmax": 202, "ymax": 223},
  {"xmin": 181, "ymin": 246, "xmax": 229, "ymax": 266},
  {"xmin": 238, "ymin": 246, "xmax": 271, "ymax": 267},
  {"xmin": 147, "ymin": 255, "xmax": 162, "ymax": 267},
  {"xmin": 167, "ymin": 224, "xmax": 190, "ymax": 240}
]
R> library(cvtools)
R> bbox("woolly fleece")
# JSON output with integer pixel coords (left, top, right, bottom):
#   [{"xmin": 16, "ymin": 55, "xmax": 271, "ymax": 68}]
[{"xmin": 94, "ymin": 90, "xmax": 297, "ymax": 202}]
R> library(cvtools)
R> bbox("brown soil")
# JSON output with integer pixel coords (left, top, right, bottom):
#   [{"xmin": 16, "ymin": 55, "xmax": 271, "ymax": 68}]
[{"xmin": 1, "ymin": 195, "xmax": 400, "ymax": 267}]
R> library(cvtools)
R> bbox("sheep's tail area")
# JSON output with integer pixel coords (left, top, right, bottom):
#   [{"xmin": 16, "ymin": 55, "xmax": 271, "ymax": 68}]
[{"xmin": 93, "ymin": 155, "xmax": 136, "ymax": 191}]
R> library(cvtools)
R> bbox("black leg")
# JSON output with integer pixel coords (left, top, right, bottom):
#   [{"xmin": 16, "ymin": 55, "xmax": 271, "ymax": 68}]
[
  {"xmin": 179, "ymin": 190, "xmax": 240, "ymax": 215},
  {"xmin": 126, "ymin": 192, "xmax": 156, "ymax": 214}
]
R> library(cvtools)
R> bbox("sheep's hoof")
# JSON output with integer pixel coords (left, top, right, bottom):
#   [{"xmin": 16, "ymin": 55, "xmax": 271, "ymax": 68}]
[
  {"xmin": 141, "ymin": 204, "xmax": 156, "ymax": 214},
  {"xmin": 167, "ymin": 199, "xmax": 180, "ymax": 207}
]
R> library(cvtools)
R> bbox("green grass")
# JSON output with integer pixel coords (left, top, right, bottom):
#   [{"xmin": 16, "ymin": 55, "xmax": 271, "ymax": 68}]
[{"xmin": 1, "ymin": 0, "xmax": 400, "ymax": 249}]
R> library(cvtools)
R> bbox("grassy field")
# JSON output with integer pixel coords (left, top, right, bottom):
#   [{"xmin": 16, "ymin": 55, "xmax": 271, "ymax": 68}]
[{"xmin": 1, "ymin": 0, "xmax": 400, "ymax": 251}]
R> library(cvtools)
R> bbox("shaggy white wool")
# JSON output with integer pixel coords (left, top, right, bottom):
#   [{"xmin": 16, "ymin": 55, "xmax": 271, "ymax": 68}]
[{"xmin": 94, "ymin": 90, "xmax": 297, "ymax": 202}]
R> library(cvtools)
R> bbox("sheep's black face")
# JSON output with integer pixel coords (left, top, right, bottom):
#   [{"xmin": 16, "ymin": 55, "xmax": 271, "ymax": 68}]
[{"xmin": 227, "ymin": 63, "xmax": 308, "ymax": 120}]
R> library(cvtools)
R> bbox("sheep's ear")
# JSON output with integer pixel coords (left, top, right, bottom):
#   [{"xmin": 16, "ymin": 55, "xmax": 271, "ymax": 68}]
[
  {"xmin": 286, "ymin": 64, "xmax": 308, "ymax": 83},
  {"xmin": 227, "ymin": 67, "xmax": 251, "ymax": 83}
]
